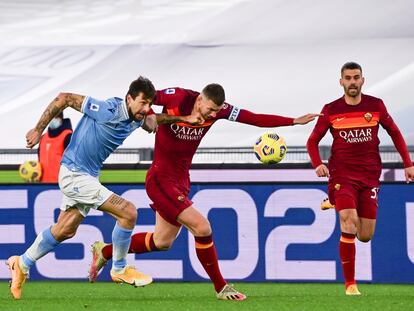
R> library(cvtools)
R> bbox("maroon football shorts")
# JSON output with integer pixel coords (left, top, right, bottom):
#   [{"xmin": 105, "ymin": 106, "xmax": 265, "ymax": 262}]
[
  {"xmin": 328, "ymin": 177, "xmax": 379, "ymax": 219},
  {"xmin": 145, "ymin": 168, "xmax": 192, "ymax": 227}
]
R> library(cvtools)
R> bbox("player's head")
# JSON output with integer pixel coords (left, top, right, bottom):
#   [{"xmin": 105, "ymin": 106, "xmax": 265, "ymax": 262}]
[
  {"xmin": 340, "ymin": 62, "xmax": 364, "ymax": 98},
  {"xmin": 126, "ymin": 76, "xmax": 156, "ymax": 121},
  {"xmin": 48, "ymin": 112, "xmax": 64, "ymax": 129},
  {"xmin": 196, "ymin": 83, "xmax": 225, "ymax": 120}
]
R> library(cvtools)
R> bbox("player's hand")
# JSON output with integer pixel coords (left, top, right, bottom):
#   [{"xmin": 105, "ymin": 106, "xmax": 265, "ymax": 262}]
[
  {"xmin": 26, "ymin": 128, "xmax": 42, "ymax": 148},
  {"xmin": 183, "ymin": 113, "xmax": 205, "ymax": 126},
  {"xmin": 405, "ymin": 166, "xmax": 414, "ymax": 183},
  {"xmin": 293, "ymin": 113, "xmax": 323, "ymax": 125},
  {"xmin": 142, "ymin": 114, "xmax": 158, "ymax": 133},
  {"xmin": 315, "ymin": 164, "xmax": 329, "ymax": 177}
]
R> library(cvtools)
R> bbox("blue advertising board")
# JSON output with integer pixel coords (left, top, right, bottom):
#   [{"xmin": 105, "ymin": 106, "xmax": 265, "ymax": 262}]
[{"xmin": 0, "ymin": 183, "xmax": 413, "ymax": 283}]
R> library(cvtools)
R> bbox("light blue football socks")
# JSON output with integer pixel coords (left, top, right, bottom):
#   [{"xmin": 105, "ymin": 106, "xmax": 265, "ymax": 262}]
[
  {"xmin": 111, "ymin": 222, "xmax": 133, "ymax": 273},
  {"xmin": 20, "ymin": 226, "xmax": 60, "ymax": 273}
]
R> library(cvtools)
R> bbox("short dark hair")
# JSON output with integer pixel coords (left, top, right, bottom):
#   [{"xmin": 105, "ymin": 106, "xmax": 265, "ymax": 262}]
[
  {"xmin": 201, "ymin": 83, "xmax": 225, "ymax": 106},
  {"xmin": 127, "ymin": 76, "xmax": 156, "ymax": 101},
  {"xmin": 341, "ymin": 62, "xmax": 362, "ymax": 76}
]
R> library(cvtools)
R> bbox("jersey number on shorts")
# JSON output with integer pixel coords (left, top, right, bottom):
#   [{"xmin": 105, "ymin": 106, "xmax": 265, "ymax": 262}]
[{"xmin": 370, "ymin": 187, "xmax": 379, "ymax": 199}]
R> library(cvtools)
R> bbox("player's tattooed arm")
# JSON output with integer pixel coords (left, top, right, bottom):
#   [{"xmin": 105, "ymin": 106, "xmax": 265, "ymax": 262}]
[
  {"xmin": 35, "ymin": 93, "xmax": 85, "ymax": 132},
  {"xmin": 142, "ymin": 113, "xmax": 158, "ymax": 133},
  {"xmin": 26, "ymin": 93, "xmax": 85, "ymax": 148},
  {"xmin": 156, "ymin": 113, "xmax": 204, "ymax": 125}
]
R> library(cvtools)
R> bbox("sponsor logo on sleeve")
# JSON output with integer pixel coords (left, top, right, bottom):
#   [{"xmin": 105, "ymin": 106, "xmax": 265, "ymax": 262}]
[
  {"xmin": 165, "ymin": 88, "xmax": 176, "ymax": 95},
  {"xmin": 88, "ymin": 103, "xmax": 100, "ymax": 111},
  {"xmin": 229, "ymin": 106, "xmax": 240, "ymax": 121}
]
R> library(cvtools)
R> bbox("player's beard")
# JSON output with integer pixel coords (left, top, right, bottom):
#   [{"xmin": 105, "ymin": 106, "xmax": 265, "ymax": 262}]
[
  {"xmin": 128, "ymin": 108, "xmax": 145, "ymax": 122},
  {"xmin": 345, "ymin": 85, "xmax": 360, "ymax": 98}
]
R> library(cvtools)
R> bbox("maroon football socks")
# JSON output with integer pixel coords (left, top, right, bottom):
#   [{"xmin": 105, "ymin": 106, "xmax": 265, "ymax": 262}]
[
  {"xmin": 195, "ymin": 235, "xmax": 227, "ymax": 293},
  {"xmin": 339, "ymin": 232, "xmax": 356, "ymax": 288},
  {"xmin": 102, "ymin": 232, "xmax": 159, "ymax": 260}
]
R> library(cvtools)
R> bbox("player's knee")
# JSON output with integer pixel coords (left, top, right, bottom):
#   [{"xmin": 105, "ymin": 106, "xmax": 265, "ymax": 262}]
[
  {"xmin": 340, "ymin": 216, "xmax": 358, "ymax": 233},
  {"xmin": 153, "ymin": 236, "xmax": 174, "ymax": 250},
  {"xmin": 357, "ymin": 231, "xmax": 373, "ymax": 243},
  {"xmin": 357, "ymin": 235, "xmax": 372, "ymax": 243},
  {"xmin": 122, "ymin": 201, "xmax": 137, "ymax": 227},
  {"xmin": 193, "ymin": 219, "xmax": 212, "ymax": 237}
]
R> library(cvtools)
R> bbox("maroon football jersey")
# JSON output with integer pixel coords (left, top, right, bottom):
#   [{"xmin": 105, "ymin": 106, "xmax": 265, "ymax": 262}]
[
  {"xmin": 152, "ymin": 87, "xmax": 294, "ymax": 180},
  {"xmin": 152, "ymin": 88, "xmax": 237, "ymax": 178},
  {"xmin": 307, "ymin": 94, "xmax": 412, "ymax": 179}
]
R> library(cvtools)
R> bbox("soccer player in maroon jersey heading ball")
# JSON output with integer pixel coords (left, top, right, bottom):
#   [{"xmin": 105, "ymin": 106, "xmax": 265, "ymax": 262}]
[
  {"xmin": 90, "ymin": 83, "xmax": 321, "ymax": 300},
  {"xmin": 307, "ymin": 62, "xmax": 414, "ymax": 295}
]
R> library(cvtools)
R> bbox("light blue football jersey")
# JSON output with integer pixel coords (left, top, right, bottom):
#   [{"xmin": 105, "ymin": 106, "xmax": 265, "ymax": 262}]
[{"xmin": 61, "ymin": 96, "xmax": 143, "ymax": 177}]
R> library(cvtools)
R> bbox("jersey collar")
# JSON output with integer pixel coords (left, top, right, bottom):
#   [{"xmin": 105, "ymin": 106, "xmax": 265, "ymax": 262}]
[{"xmin": 120, "ymin": 100, "xmax": 129, "ymax": 120}]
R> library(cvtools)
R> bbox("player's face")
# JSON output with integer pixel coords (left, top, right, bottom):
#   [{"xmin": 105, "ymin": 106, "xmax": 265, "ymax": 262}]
[
  {"xmin": 340, "ymin": 69, "xmax": 364, "ymax": 97},
  {"xmin": 127, "ymin": 92, "xmax": 153, "ymax": 121},
  {"xmin": 196, "ymin": 95, "xmax": 222, "ymax": 120}
]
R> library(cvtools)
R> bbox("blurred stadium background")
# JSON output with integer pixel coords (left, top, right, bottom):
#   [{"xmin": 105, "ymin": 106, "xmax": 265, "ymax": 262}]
[{"xmin": 0, "ymin": 0, "xmax": 414, "ymax": 309}]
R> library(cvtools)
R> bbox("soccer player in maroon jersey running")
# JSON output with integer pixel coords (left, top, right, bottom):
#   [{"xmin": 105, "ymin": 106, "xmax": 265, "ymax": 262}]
[
  {"xmin": 90, "ymin": 83, "xmax": 320, "ymax": 300},
  {"xmin": 307, "ymin": 62, "xmax": 414, "ymax": 295}
]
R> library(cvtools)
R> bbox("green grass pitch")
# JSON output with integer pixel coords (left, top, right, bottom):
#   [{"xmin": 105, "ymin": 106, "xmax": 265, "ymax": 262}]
[
  {"xmin": 1, "ymin": 282, "xmax": 414, "ymax": 311},
  {"xmin": 0, "ymin": 170, "xmax": 147, "ymax": 184}
]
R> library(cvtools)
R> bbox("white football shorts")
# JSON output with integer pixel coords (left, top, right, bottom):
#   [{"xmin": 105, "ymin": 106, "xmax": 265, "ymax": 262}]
[{"xmin": 58, "ymin": 165, "xmax": 113, "ymax": 217}]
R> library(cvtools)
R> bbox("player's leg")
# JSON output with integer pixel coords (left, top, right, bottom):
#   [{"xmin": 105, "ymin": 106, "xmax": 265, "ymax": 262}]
[
  {"xmin": 356, "ymin": 185, "xmax": 379, "ymax": 242},
  {"xmin": 7, "ymin": 207, "xmax": 83, "ymax": 299},
  {"xmin": 330, "ymin": 180, "xmax": 361, "ymax": 295},
  {"xmin": 103, "ymin": 211, "xmax": 181, "ymax": 255},
  {"xmin": 99, "ymin": 194, "xmax": 137, "ymax": 271},
  {"xmin": 357, "ymin": 218, "xmax": 376, "ymax": 242},
  {"xmin": 89, "ymin": 212, "xmax": 181, "ymax": 282},
  {"xmin": 98, "ymin": 194, "xmax": 151, "ymax": 286},
  {"xmin": 90, "ymin": 170, "xmax": 184, "ymax": 282},
  {"xmin": 337, "ymin": 196, "xmax": 361, "ymax": 295},
  {"xmin": 177, "ymin": 206, "xmax": 246, "ymax": 300}
]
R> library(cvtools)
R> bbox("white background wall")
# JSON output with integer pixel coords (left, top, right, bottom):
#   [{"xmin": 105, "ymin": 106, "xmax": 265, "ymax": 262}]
[{"xmin": 1, "ymin": 0, "xmax": 413, "ymax": 149}]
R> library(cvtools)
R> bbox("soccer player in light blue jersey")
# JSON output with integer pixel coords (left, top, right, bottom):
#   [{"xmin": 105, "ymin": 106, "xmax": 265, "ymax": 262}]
[{"xmin": 6, "ymin": 76, "xmax": 188, "ymax": 300}]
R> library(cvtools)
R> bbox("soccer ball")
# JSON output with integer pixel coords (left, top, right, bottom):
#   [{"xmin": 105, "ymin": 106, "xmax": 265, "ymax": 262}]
[
  {"xmin": 253, "ymin": 132, "xmax": 287, "ymax": 164},
  {"xmin": 19, "ymin": 160, "xmax": 42, "ymax": 182}
]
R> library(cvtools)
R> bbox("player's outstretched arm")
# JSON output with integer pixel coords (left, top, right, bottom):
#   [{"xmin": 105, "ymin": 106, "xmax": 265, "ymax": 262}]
[
  {"xmin": 156, "ymin": 113, "xmax": 204, "ymax": 125},
  {"xmin": 293, "ymin": 113, "xmax": 323, "ymax": 125},
  {"xmin": 26, "ymin": 93, "xmax": 85, "ymax": 148}
]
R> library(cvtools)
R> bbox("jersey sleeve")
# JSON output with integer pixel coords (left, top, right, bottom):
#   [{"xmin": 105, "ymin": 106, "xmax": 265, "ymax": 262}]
[
  {"xmin": 379, "ymin": 101, "xmax": 413, "ymax": 167},
  {"xmin": 306, "ymin": 105, "xmax": 330, "ymax": 168},
  {"xmin": 154, "ymin": 90, "xmax": 168, "ymax": 106},
  {"xmin": 81, "ymin": 97, "xmax": 119, "ymax": 121},
  {"xmin": 154, "ymin": 88, "xmax": 187, "ymax": 107},
  {"xmin": 215, "ymin": 103, "xmax": 294, "ymax": 126},
  {"xmin": 214, "ymin": 102, "xmax": 239, "ymax": 120}
]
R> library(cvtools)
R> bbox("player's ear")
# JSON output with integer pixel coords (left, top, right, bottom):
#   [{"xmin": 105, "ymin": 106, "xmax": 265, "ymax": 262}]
[
  {"xmin": 195, "ymin": 95, "xmax": 202, "ymax": 106},
  {"xmin": 126, "ymin": 94, "xmax": 132, "ymax": 105},
  {"xmin": 339, "ymin": 78, "xmax": 344, "ymax": 87},
  {"xmin": 361, "ymin": 76, "xmax": 365, "ymax": 86}
]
